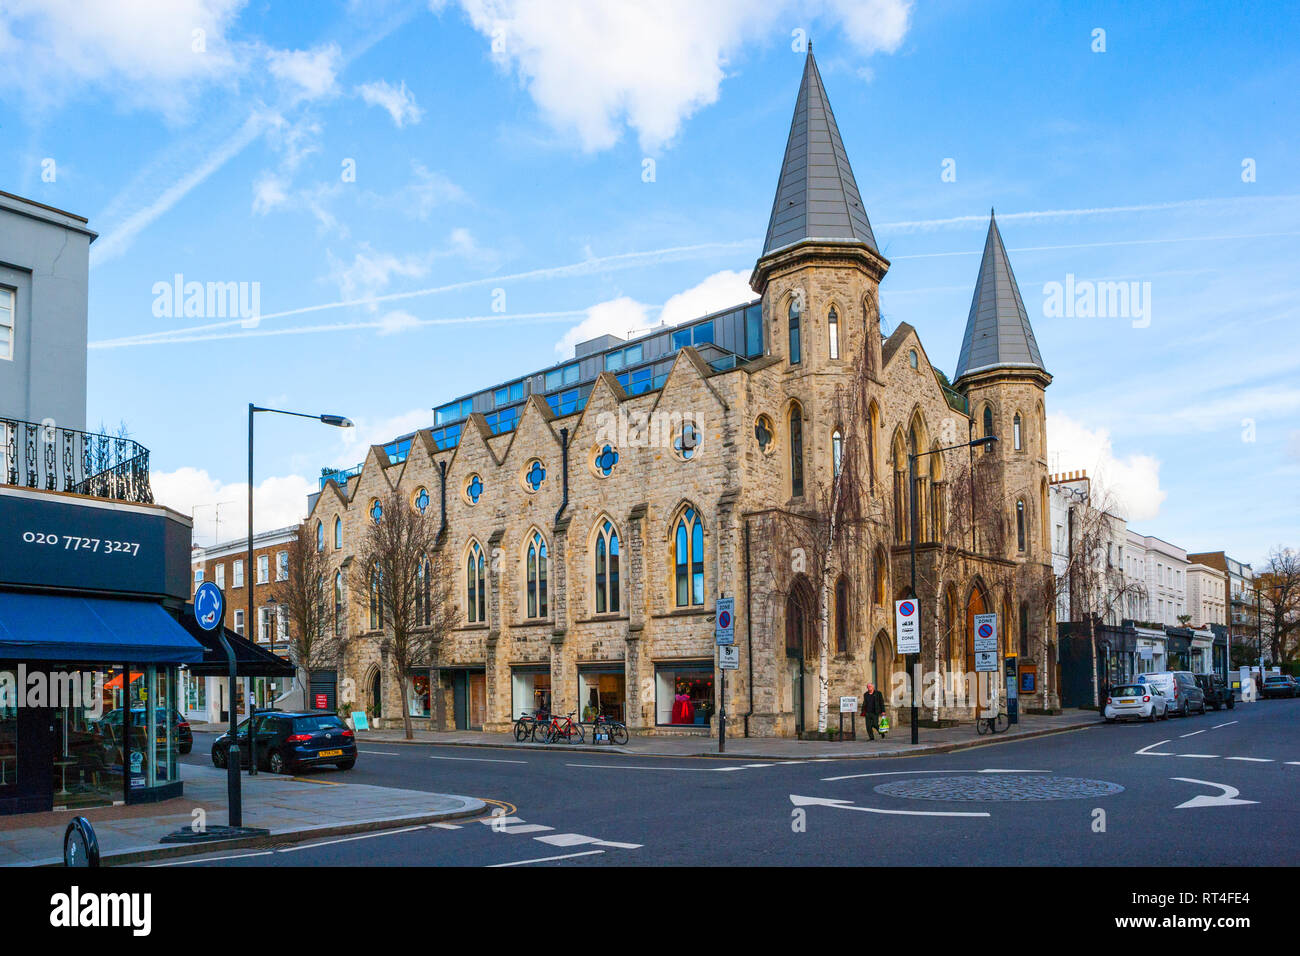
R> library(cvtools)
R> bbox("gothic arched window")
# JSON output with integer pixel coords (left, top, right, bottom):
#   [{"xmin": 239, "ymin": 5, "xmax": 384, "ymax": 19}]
[
  {"xmin": 788, "ymin": 296, "xmax": 802, "ymax": 365},
  {"xmin": 674, "ymin": 508, "xmax": 705, "ymax": 607},
  {"xmin": 594, "ymin": 520, "xmax": 620, "ymax": 614},
  {"xmin": 828, "ymin": 306, "xmax": 839, "ymax": 360},
  {"xmin": 789, "ymin": 404, "xmax": 804, "ymax": 497},
  {"xmin": 1016, "ymin": 500, "xmax": 1027, "ymax": 552},
  {"xmin": 1013, "ymin": 412, "xmax": 1023, "ymax": 451},
  {"xmin": 466, "ymin": 542, "xmax": 486, "ymax": 624},
  {"xmin": 526, "ymin": 531, "xmax": 549, "ymax": 619}
]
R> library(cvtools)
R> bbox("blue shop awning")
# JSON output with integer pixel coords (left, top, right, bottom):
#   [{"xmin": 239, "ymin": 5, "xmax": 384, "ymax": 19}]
[{"xmin": 0, "ymin": 591, "xmax": 204, "ymax": 664}]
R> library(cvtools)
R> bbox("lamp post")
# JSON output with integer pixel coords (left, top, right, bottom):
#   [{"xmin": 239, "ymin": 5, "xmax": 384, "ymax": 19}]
[
  {"xmin": 907, "ymin": 435, "xmax": 998, "ymax": 745},
  {"xmin": 226, "ymin": 404, "xmax": 351, "ymax": 825}
]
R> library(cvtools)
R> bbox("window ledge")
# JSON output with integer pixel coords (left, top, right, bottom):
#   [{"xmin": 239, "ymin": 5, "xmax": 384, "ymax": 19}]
[
  {"xmin": 652, "ymin": 607, "xmax": 713, "ymax": 619},
  {"xmin": 576, "ymin": 615, "xmax": 630, "ymax": 625}
]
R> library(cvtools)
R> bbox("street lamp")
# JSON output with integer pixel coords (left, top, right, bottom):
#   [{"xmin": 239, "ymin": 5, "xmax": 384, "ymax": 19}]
[
  {"xmin": 907, "ymin": 434, "xmax": 998, "ymax": 744},
  {"xmin": 224, "ymin": 404, "xmax": 351, "ymax": 825}
]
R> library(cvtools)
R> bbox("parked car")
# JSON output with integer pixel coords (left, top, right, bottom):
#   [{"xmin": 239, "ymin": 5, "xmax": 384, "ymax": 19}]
[
  {"xmin": 1193, "ymin": 673, "xmax": 1235, "ymax": 711},
  {"xmin": 1260, "ymin": 675, "xmax": 1298, "ymax": 699},
  {"xmin": 1138, "ymin": 671, "xmax": 1205, "ymax": 717},
  {"xmin": 1104, "ymin": 683, "xmax": 1169, "ymax": 722},
  {"xmin": 211, "ymin": 711, "xmax": 356, "ymax": 773},
  {"xmin": 95, "ymin": 708, "xmax": 193, "ymax": 754}
]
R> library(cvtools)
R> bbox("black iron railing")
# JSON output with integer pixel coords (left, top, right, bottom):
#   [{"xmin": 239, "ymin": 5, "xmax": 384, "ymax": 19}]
[{"xmin": 1, "ymin": 417, "xmax": 153, "ymax": 504}]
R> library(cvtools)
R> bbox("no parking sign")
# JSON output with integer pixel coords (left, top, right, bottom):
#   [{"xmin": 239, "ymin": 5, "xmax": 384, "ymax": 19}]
[{"xmin": 895, "ymin": 599, "xmax": 920, "ymax": 654}]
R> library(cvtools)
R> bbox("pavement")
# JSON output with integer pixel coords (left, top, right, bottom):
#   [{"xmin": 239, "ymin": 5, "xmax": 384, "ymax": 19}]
[
  {"xmin": 0, "ymin": 762, "xmax": 485, "ymax": 867},
  {"xmin": 194, "ymin": 707, "xmax": 1100, "ymax": 759},
  {"xmin": 164, "ymin": 696, "xmax": 1297, "ymax": 867}
]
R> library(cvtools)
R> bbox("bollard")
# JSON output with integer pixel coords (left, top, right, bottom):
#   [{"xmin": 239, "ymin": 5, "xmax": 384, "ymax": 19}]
[{"xmin": 64, "ymin": 817, "xmax": 100, "ymax": 867}]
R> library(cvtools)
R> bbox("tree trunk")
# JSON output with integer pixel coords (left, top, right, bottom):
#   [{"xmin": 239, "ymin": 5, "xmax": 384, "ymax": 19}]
[
  {"xmin": 397, "ymin": 667, "xmax": 413, "ymax": 740},
  {"xmin": 817, "ymin": 574, "xmax": 830, "ymax": 734},
  {"xmin": 1088, "ymin": 616, "xmax": 1099, "ymax": 707}
]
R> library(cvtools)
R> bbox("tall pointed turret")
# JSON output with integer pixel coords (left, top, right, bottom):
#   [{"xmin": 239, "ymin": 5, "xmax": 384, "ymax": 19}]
[
  {"xmin": 953, "ymin": 211, "xmax": 1046, "ymax": 384},
  {"xmin": 761, "ymin": 50, "xmax": 877, "ymax": 256}
]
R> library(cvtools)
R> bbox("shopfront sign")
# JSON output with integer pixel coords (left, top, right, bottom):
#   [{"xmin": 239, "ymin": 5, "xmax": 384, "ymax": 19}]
[
  {"xmin": 895, "ymin": 599, "xmax": 920, "ymax": 654},
  {"xmin": 0, "ymin": 488, "xmax": 190, "ymax": 599}
]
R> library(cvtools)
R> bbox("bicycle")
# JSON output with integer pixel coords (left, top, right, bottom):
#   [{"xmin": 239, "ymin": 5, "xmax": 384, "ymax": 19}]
[
  {"xmin": 513, "ymin": 712, "xmax": 537, "ymax": 742},
  {"xmin": 590, "ymin": 713, "xmax": 629, "ymax": 745},
  {"xmin": 539, "ymin": 712, "xmax": 584, "ymax": 744},
  {"xmin": 975, "ymin": 707, "xmax": 1009, "ymax": 735}
]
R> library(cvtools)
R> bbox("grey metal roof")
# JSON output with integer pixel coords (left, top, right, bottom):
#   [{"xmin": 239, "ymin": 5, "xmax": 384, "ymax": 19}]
[
  {"xmin": 953, "ymin": 212, "xmax": 1046, "ymax": 382},
  {"xmin": 761, "ymin": 51, "xmax": 877, "ymax": 256}
]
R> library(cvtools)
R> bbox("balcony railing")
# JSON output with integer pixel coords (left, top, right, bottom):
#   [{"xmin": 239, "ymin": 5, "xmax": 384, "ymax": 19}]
[{"xmin": 2, "ymin": 417, "xmax": 153, "ymax": 504}]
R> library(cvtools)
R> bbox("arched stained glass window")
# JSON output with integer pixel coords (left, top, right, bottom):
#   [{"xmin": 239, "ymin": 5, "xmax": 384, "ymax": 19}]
[
  {"xmin": 466, "ymin": 542, "xmax": 486, "ymax": 624},
  {"xmin": 674, "ymin": 509, "xmax": 705, "ymax": 607},
  {"xmin": 594, "ymin": 520, "xmax": 620, "ymax": 614},
  {"xmin": 526, "ymin": 531, "xmax": 548, "ymax": 619},
  {"xmin": 789, "ymin": 405, "xmax": 804, "ymax": 497},
  {"xmin": 334, "ymin": 516, "xmax": 342, "ymax": 549},
  {"xmin": 788, "ymin": 296, "xmax": 802, "ymax": 364}
]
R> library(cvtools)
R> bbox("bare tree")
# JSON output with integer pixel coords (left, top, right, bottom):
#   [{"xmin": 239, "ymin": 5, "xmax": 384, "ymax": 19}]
[
  {"xmin": 278, "ymin": 522, "xmax": 343, "ymax": 706},
  {"xmin": 1256, "ymin": 547, "xmax": 1300, "ymax": 664},
  {"xmin": 351, "ymin": 489, "xmax": 455, "ymax": 739},
  {"xmin": 1053, "ymin": 483, "xmax": 1146, "ymax": 705}
]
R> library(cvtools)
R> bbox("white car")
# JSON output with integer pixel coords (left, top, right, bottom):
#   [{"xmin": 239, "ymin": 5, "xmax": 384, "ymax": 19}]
[{"xmin": 1104, "ymin": 683, "xmax": 1169, "ymax": 722}]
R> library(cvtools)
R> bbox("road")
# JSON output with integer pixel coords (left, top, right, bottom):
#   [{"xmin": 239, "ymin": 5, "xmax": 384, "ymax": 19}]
[{"xmin": 168, "ymin": 698, "xmax": 1299, "ymax": 866}]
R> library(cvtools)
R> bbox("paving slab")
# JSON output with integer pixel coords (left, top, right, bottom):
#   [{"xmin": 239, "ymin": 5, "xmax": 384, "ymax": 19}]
[{"xmin": 0, "ymin": 762, "xmax": 485, "ymax": 867}]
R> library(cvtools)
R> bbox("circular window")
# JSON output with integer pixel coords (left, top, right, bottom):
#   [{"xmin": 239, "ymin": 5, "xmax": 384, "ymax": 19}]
[
  {"xmin": 412, "ymin": 486, "xmax": 430, "ymax": 514},
  {"xmin": 754, "ymin": 415, "xmax": 775, "ymax": 455},
  {"xmin": 674, "ymin": 421, "xmax": 701, "ymax": 461},
  {"xmin": 464, "ymin": 474, "xmax": 483, "ymax": 505},
  {"xmin": 592, "ymin": 444, "xmax": 619, "ymax": 478},
  {"xmin": 523, "ymin": 459, "xmax": 546, "ymax": 493},
  {"xmin": 369, "ymin": 498, "xmax": 383, "ymax": 523}
]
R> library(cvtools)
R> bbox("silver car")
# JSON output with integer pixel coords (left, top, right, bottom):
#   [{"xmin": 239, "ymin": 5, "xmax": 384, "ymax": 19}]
[{"xmin": 1104, "ymin": 683, "xmax": 1169, "ymax": 722}]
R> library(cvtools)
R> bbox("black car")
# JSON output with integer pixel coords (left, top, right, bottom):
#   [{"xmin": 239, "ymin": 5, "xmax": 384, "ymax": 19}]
[
  {"xmin": 211, "ymin": 711, "xmax": 356, "ymax": 774},
  {"xmin": 95, "ymin": 708, "xmax": 193, "ymax": 755},
  {"xmin": 1193, "ymin": 674, "xmax": 1235, "ymax": 711}
]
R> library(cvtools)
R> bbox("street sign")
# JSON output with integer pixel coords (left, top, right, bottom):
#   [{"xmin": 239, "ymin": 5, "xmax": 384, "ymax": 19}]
[
  {"xmin": 975, "ymin": 651, "xmax": 998, "ymax": 673},
  {"xmin": 718, "ymin": 645, "xmax": 739, "ymax": 670},
  {"xmin": 895, "ymin": 599, "xmax": 920, "ymax": 654},
  {"xmin": 194, "ymin": 581, "xmax": 224, "ymax": 632},
  {"xmin": 715, "ymin": 598, "xmax": 735, "ymax": 646},
  {"xmin": 973, "ymin": 613, "xmax": 998, "ymax": 653},
  {"xmin": 839, "ymin": 696, "xmax": 858, "ymax": 713},
  {"xmin": 315, "ymin": 693, "xmax": 328, "ymax": 710}
]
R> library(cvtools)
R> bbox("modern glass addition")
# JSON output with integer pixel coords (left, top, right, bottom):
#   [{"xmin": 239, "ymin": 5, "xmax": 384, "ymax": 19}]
[{"xmin": 544, "ymin": 363, "xmax": 580, "ymax": 392}]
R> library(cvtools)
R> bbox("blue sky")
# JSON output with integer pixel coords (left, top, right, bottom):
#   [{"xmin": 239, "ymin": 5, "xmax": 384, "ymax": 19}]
[{"xmin": 2, "ymin": 0, "xmax": 1297, "ymax": 565}]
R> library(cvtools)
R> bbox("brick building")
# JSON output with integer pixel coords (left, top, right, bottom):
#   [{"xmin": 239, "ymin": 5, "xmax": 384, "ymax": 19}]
[
  {"xmin": 187, "ymin": 525, "xmax": 298, "ymax": 720},
  {"xmin": 305, "ymin": 52, "xmax": 1058, "ymax": 735}
]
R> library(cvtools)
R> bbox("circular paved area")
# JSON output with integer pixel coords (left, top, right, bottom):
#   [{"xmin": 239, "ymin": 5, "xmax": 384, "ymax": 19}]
[{"xmin": 873, "ymin": 775, "xmax": 1124, "ymax": 802}]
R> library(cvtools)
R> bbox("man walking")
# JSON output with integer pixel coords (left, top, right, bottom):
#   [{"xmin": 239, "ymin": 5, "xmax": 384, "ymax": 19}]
[{"xmin": 862, "ymin": 683, "xmax": 885, "ymax": 740}]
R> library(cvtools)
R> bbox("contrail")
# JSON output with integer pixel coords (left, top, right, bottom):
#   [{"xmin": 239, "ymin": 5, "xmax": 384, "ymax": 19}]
[
  {"xmin": 889, "ymin": 230, "xmax": 1300, "ymax": 260},
  {"xmin": 89, "ymin": 239, "xmax": 754, "ymax": 348}
]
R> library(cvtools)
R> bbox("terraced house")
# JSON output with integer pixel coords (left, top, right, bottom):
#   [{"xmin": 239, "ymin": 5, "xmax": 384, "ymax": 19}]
[{"xmin": 305, "ymin": 51, "xmax": 1058, "ymax": 737}]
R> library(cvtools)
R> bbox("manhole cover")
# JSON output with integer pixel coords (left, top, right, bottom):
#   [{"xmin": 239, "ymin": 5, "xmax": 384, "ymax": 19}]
[{"xmin": 873, "ymin": 775, "xmax": 1124, "ymax": 802}]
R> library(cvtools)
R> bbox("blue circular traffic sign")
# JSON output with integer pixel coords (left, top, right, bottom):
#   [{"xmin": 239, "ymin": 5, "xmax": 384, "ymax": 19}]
[
  {"xmin": 194, "ymin": 581, "xmax": 225, "ymax": 632},
  {"xmin": 899, "ymin": 600, "xmax": 915, "ymax": 616},
  {"xmin": 978, "ymin": 623, "xmax": 993, "ymax": 638},
  {"xmin": 719, "ymin": 610, "xmax": 732, "ymax": 630}
]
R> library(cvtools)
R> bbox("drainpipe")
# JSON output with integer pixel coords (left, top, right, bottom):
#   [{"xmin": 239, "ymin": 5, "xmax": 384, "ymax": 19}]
[
  {"xmin": 437, "ymin": 460, "xmax": 448, "ymax": 539},
  {"xmin": 744, "ymin": 517, "xmax": 755, "ymax": 736},
  {"xmin": 554, "ymin": 427, "xmax": 570, "ymax": 525}
]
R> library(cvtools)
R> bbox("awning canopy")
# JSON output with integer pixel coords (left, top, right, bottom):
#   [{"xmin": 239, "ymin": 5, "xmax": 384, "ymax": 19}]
[
  {"xmin": 175, "ymin": 604, "xmax": 295, "ymax": 678},
  {"xmin": 0, "ymin": 591, "xmax": 205, "ymax": 663}
]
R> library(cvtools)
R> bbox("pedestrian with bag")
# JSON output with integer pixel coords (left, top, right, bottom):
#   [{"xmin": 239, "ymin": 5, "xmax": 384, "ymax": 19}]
[{"xmin": 862, "ymin": 683, "xmax": 885, "ymax": 740}]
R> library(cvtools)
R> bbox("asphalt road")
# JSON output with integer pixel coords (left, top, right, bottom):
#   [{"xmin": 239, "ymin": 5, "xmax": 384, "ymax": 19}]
[{"xmin": 169, "ymin": 698, "xmax": 1299, "ymax": 867}]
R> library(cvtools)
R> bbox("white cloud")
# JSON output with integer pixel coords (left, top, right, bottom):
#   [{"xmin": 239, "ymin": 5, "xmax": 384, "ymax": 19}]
[
  {"xmin": 266, "ymin": 43, "xmax": 341, "ymax": 101},
  {"xmin": 251, "ymin": 171, "xmax": 289, "ymax": 214},
  {"xmin": 404, "ymin": 161, "xmax": 468, "ymax": 217},
  {"xmin": 0, "ymin": 0, "xmax": 246, "ymax": 117},
  {"xmin": 1047, "ymin": 412, "xmax": 1166, "ymax": 522},
  {"xmin": 152, "ymin": 467, "xmax": 315, "ymax": 545},
  {"xmin": 658, "ymin": 269, "xmax": 754, "ymax": 326},
  {"xmin": 553, "ymin": 269, "xmax": 755, "ymax": 357},
  {"xmin": 327, "ymin": 244, "xmax": 433, "ymax": 306},
  {"xmin": 356, "ymin": 78, "xmax": 423, "ymax": 127},
  {"xmin": 376, "ymin": 309, "xmax": 422, "ymax": 335},
  {"xmin": 451, "ymin": 0, "xmax": 911, "ymax": 151}
]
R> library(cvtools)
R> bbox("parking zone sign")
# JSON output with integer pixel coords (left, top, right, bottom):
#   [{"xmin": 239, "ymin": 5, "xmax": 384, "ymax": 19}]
[{"xmin": 895, "ymin": 599, "xmax": 920, "ymax": 654}]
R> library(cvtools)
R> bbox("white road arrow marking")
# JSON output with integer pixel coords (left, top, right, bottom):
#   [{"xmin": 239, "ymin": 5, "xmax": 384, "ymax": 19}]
[
  {"xmin": 789, "ymin": 794, "xmax": 990, "ymax": 818},
  {"xmin": 1135, "ymin": 740, "xmax": 1175, "ymax": 756},
  {"xmin": 1212, "ymin": 721, "xmax": 1238, "ymax": 729},
  {"xmin": 821, "ymin": 768, "xmax": 1050, "ymax": 782},
  {"xmin": 1171, "ymin": 778, "xmax": 1258, "ymax": 809}
]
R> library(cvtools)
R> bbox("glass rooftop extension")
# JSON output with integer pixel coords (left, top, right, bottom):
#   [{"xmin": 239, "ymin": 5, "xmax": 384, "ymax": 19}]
[{"xmin": 319, "ymin": 300, "xmax": 763, "ymax": 488}]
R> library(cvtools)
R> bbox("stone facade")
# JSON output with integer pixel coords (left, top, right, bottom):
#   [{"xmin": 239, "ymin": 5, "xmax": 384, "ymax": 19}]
[{"xmin": 303, "ymin": 53, "xmax": 1060, "ymax": 735}]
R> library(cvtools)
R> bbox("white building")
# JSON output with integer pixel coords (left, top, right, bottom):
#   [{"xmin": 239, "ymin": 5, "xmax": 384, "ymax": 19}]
[
  {"xmin": 1125, "ymin": 531, "xmax": 1189, "ymax": 627},
  {"xmin": 1049, "ymin": 471, "xmax": 1129, "ymax": 625},
  {"xmin": 1186, "ymin": 562, "xmax": 1226, "ymax": 628}
]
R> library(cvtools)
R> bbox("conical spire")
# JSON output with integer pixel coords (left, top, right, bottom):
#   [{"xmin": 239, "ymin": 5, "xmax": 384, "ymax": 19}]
[
  {"xmin": 953, "ymin": 212, "xmax": 1046, "ymax": 382},
  {"xmin": 761, "ymin": 50, "xmax": 877, "ymax": 256}
]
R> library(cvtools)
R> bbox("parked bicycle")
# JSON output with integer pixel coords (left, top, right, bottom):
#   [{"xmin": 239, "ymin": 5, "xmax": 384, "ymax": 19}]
[
  {"xmin": 513, "ymin": 711, "xmax": 550, "ymax": 742},
  {"xmin": 590, "ymin": 713, "xmax": 629, "ymax": 745},
  {"xmin": 975, "ymin": 707, "xmax": 1009, "ymax": 735},
  {"xmin": 538, "ymin": 711, "xmax": 584, "ymax": 744}
]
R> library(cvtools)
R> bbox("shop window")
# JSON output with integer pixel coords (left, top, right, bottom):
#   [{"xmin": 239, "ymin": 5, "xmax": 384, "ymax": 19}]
[
  {"xmin": 407, "ymin": 674, "xmax": 431, "ymax": 718},
  {"xmin": 656, "ymin": 665, "xmax": 714, "ymax": 726},
  {"xmin": 511, "ymin": 669, "xmax": 552, "ymax": 718},
  {"xmin": 578, "ymin": 670, "xmax": 625, "ymax": 723}
]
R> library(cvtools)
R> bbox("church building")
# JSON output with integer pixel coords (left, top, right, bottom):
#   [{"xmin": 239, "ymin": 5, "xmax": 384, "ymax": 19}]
[{"xmin": 304, "ymin": 50, "xmax": 1057, "ymax": 736}]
